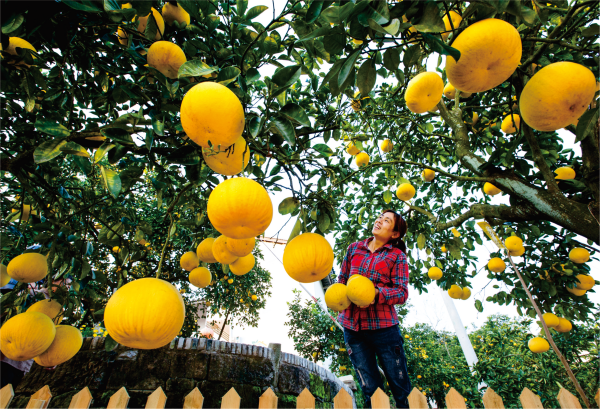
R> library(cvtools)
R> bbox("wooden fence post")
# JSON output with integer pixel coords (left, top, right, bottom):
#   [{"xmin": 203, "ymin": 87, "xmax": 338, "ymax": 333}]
[
  {"xmin": 68, "ymin": 387, "xmax": 93, "ymax": 409},
  {"xmin": 333, "ymin": 389, "xmax": 353, "ymax": 409},
  {"xmin": 258, "ymin": 388, "xmax": 278, "ymax": 409},
  {"xmin": 25, "ymin": 386, "xmax": 51, "ymax": 409},
  {"xmin": 145, "ymin": 386, "xmax": 167, "ymax": 409},
  {"xmin": 519, "ymin": 387, "xmax": 544, "ymax": 409},
  {"xmin": 370, "ymin": 388, "xmax": 390, "ymax": 409},
  {"xmin": 296, "ymin": 388, "xmax": 315, "ymax": 409},
  {"xmin": 407, "ymin": 387, "xmax": 429, "ymax": 409},
  {"xmin": 445, "ymin": 387, "xmax": 467, "ymax": 409},
  {"xmin": 0, "ymin": 384, "xmax": 14, "ymax": 409},
  {"xmin": 482, "ymin": 388, "xmax": 505, "ymax": 409},
  {"xmin": 220, "ymin": 387, "xmax": 240, "ymax": 409},
  {"xmin": 107, "ymin": 387, "xmax": 130, "ymax": 409},
  {"xmin": 183, "ymin": 387, "xmax": 204, "ymax": 409},
  {"xmin": 557, "ymin": 388, "xmax": 582, "ymax": 409}
]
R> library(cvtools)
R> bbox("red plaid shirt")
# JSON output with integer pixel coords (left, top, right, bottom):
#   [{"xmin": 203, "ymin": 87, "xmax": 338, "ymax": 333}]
[{"xmin": 337, "ymin": 237, "xmax": 409, "ymax": 331}]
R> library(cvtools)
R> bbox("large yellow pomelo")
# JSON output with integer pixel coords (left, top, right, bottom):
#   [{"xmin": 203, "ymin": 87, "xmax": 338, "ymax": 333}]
[
  {"xmin": 569, "ymin": 247, "xmax": 589, "ymax": 264},
  {"xmin": 355, "ymin": 152, "xmax": 369, "ymax": 167},
  {"xmin": 528, "ymin": 337, "xmax": 549, "ymax": 353},
  {"xmin": 212, "ymin": 235, "xmax": 239, "ymax": 265},
  {"xmin": 226, "ymin": 237, "xmax": 255, "ymax": 257},
  {"xmin": 554, "ymin": 317, "xmax": 572, "ymax": 333},
  {"xmin": 1, "ymin": 37, "xmax": 37, "ymax": 67},
  {"xmin": 380, "ymin": 139, "xmax": 393, "ymax": 152},
  {"xmin": 422, "ymin": 169, "xmax": 435, "ymax": 182},
  {"xmin": 136, "ymin": 8, "xmax": 165, "ymax": 41},
  {"xmin": 162, "ymin": 2, "xmax": 190, "ymax": 26},
  {"xmin": 207, "ymin": 177, "xmax": 273, "ymax": 239},
  {"xmin": 487, "ymin": 257, "xmax": 506, "ymax": 273},
  {"xmin": 180, "ymin": 251, "xmax": 199, "ymax": 271},
  {"xmin": 104, "ymin": 278, "xmax": 185, "ymax": 349},
  {"xmin": 346, "ymin": 142, "xmax": 360, "ymax": 155},
  {"xmin": 189, "ymin": 267, "xmax": 211, "ymax": 288},
  {"xmin": 27, "ymin": 299, "xmax": 62, "ymax": 320},
  {"xmin": 0, "ymin": 312, "xmax": 56, "ymax": 361},
  {"xmin": 442, "ymin": 11, "xmax": 462, "ymax": 40},
  {"xmin": 501, "ymin": 114, "xmax": 520, "ymax": 134},
  {"xmin": 147, "ymin": 41, "xmax": 186, "ymax": 79},
  {"xmin": 445, "ymin": 19, "xmax": 522, "ymax": 93},
  {"xmin": 202, "ymin": 136, "xmax": 250, "ymax": 176},
  {"xmin": 0, "ymin": 264, "xmax": 10, "ymax": 287},
  {"xmin": 7, "ymin": 253, "xmax": 48, "ymax": 283},
  {"xmin": 197, "ymin": 238, "xmax": 218, "ymax": 263},
  {"xmin": 405, "ymin": 72, "xmax": 444, "ymax": 113},
  {"xmin": 428, "ymin": 267, "xmax": 442, "ymax": 280},
  {"xmin": 566, "ymin": 286, "xmax": 586, "ymax": 296},
  {"xmin": 483, "ymin": 182, "xmax": 501, "ymax": 196},
  {"xmin": 283, "ymin": 233, "xmax": 334, "ymax": 283},
  {"xmin": 575, "ymin": 274, "xmax": 594, "ymax": 290},
  {"xmin": 460, "ymin": 287, "xmax": 471, "ymax": 300},
  {"xmin": 346, "ymin": 275, "xmax": 376, "ymax": 307},
  {"xmin": 324, "ymin": 283, "xmax": 351, "ymax": 311},
  {"xmin": 117, "ymin": 27, "xmax": 128, "ymax": 46},
  {"xmin": 180, "ymin": 82, "xmax": 245, "ymax": 149},
  {"xmin": 448, "ymin": 285, "xmax": 463, "ymax": 299},
  {"xmin": 508, "ymin": 245, "xmax": 525, "ymax": 257},
  {"xmin": 504, "ymin": 236, "xmax": 523, "ymax": 251},
  {"xmin": 230, "ymin": 254, "xmax": 255, "ymax": 276},
  {"xmin": 520, "ymin": 62, "xmax": 596, "ymax": 131},
  {"xmin": 396, "ymin": 183, "xmax": 416, "ymax": 201},
  {"xmin": 34, "ymin": 325, "xmax": 83, "ymax": 367},
  {"xmin": 555, "ymin": 167, "xmax": 576, "ymax": 180},
  {"xmin": 442, "ymin": 82, "xmax": 472, "ymax": 99},
  {"xmin": 540, "ymin": 312, "xmax": 559, "ymax": 328}
]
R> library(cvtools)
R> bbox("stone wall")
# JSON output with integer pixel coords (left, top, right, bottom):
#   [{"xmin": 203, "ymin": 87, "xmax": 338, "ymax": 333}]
[{"xmin": 11, "ymin": 337, "xmax": 355, "ymax": 409}]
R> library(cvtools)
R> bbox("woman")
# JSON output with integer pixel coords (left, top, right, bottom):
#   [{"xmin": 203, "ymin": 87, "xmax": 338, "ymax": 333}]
[{"xmin": 338, "ymin": 209, "xmax": 411, "ymax": 408}]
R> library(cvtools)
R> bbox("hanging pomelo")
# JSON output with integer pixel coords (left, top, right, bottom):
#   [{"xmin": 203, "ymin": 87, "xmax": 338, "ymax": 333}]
[
  {"xmin": 226, "ymin": 237, "xmax": 255, "ymax": 257},
  {"xmin": 212, "ymin": 235, "xmax": 239, "ymax": 265},
  {"xmin": 27, "ymin": 299, "xmax": 62, "ymax": 320},
  {"xmin": 230, "ymin": 254, "xmax": 255, "ymax": 276},
  {"xmin": 7, "ymin": 253, "xmax": 48, "ymax": 283},
  {"xmin": 189, "ymin": 267, "xmax": 211, "ymax": 288},
  {"xmin": 180, "ymin": 251, "xmax": 199, "ymax": 271},
  {"xmin": 283, "ymin": 233, "xmax": 334, "ymax": 283},
  {"xmin": 147, "ymin": 41, "xmax": 186, "ymax": 79},
  {"xmin": 196, "ymin": 238, "xmax": 218, "ymax": 263},
  {"xmin": 0, "ymin": 312, "xmax": 56, "ymax": 361},
  {"xmin": 202, "ymin": 136, "xmax": 250, "ymax": 176},
  {"xmin": 34, "ymin": 325, "xmax": 83, "ymax": 367},
  {"xmin": 405, "ymin": 72, "xmax": 444, "ymax": 113}
]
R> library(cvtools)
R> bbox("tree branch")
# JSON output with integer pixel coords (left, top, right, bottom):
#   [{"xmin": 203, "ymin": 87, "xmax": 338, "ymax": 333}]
[{"xmin": 521, "ymin": 123, "xmax": 561, "ymax": 194}]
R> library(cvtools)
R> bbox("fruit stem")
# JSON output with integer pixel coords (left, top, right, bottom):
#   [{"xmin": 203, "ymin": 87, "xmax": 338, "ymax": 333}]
[
  {"xmin": 156, "ymin": 214, "xmax": 174, "ymax": 279},
  {"xmin": 506, "ymin": 252, "xmax": 591, "ymax": 408}
]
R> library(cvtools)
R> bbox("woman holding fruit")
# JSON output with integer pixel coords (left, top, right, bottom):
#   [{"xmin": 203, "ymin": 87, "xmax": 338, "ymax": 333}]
[{"xmin": 337, "ymin": 209, "xmax": 411, "ymax": 408}]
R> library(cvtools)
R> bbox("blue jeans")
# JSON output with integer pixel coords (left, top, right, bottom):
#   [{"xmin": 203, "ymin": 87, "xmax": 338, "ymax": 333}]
[{"xmin": 344, "ymin": 325, "xmax": 411, "ymax": 409}]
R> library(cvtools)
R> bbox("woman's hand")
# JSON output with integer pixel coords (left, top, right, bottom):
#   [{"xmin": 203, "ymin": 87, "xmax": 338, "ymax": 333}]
[{"xmin": 359, "ymin": 288, "xmax": 379, "ymax": 308}]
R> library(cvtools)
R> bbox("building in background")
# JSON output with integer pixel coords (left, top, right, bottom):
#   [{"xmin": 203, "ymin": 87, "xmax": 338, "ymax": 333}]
[{"xmin": 195, "ymin": 300, "xmax": 232, "ymax": 341}]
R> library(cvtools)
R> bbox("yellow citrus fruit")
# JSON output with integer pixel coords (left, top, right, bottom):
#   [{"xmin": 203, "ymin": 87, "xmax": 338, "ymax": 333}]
[
  {"xmin": 555, "ymin": 317, "xmax": 572, "ymax": 333},
  {"xmin": 212, "ymin": 235, "xmax": 239, "ymax": 265},
  {"xmin": 226, "ymin": 237, "xmax": 255, "ymax": 257},
  {"xmin": 0, "ymin": 312, "xmax": 56, "ymax": 361},
  {"xmin": 505, "ymin": 236, "xmax": 523, "ymax": 251},
  {"xmin": 324, "ymin": 283, "xmax": 351, "ymax": 311},
  {"xmin": 540, "ymin": 312, "xmax": 559, "ymax": 328},
  {"xmin": 196, "ymin": 238, "xmax": 218, "ymax": 263},
  {"xmin": 202, "ymin": 136, "xmax": 250, "ymax": 176},
  {"xmin": 428, "ymin": 267, "xmax": 443, "ymax": 280},
  {"xmin": 104, "ymin": 278, "xmax": 185, "ymax": 349},
  {"xmin": 346, "ymin": 275, "xmax": 376, "ymax": 307},
  {"xmin": 442, "ymin": 11, "xmax": 462, "ymax": 40},
  {"xmin": 422, "ymin": 169, "xmax": 435, "ymax": 182},
  {"xmin": 27, "ymin": 299, "xmax": 62, "ymax": 320},
  {"xmin": 575, "ymin": 274, "xmax": 594, "ymax": 290},
  {"xmin": 346, "ymin": 142, "xmax": 360, "ymax": 155},
  {"xmin": 566, "ymin": 286, "xmax": 586, "ymax": 296},
  {"xmin": 283, "ymin": 233, "xmax": 334, "ymax": 283},
  {"xmin": 520, "ymin": 62, "xmax": 596, "ymax": 131},
  {"xmin": 189, "ymin": 267, "xmax": 211, "ymax": 288},
  {"xmin": 162, "ymin": 2, "xmax": 190, "ymax": 26},
  {"xmin": 501, "ymin": 114, "xmax": 520, "ymax": 134},
  {"xmin": 554, "ymin": 167, "xmax": 576, "ymax": 180},
  {"xmin": 569, "ymin": 248, "xmax": 589, "ymax": 264},
  {"xmin": 442, "ymin": 82, "xmax": 472, "ymax": 99},
  {"xmin": 180, "ymin": 251, "xmax": 199, "ymax": 271},
  {"xmin": 251, "ymin": 295, "xmax": 258, "ymax": 301},
  {"xmin": 0, "ymin": 264, "xmax": 10, "ymax": 287},
  {"xmin": 448, "ymin": 285, "xmax": 463, "ymax": 299},
  {"xmin": 355, "ymin": 152, "xmax": 370, "ymax": 167},
  {"xmin": 460, "ymin": 287, "xmax": 471, "ymax": 300},
  {"xmin": 147, "ymin": 41, "xmax": 186, "ymax": 79},
  {"xmin": 11, "ymin": 204, "xmax": 32, "ymax": 222},
  {"xmin": 396, "ymin": 183, "xmax": 416, "ymax": 201},
  {"xmin": 34, "ymin": 325, "xmax": 83, "ymax": 367},
  {"xmin": 441, "ymin": 245, "xmax": 448, "ymax": 253},
  {"xmin": 528, "ymin": 337, "xmax": 549, "ymax": 353},
  {"xmin": 1, "ymin": 37, "xmax": 37, "ymax": 67},
  {"xmin": 136, "ymin": 8, "xmax": 165, "ymax": 41},
  {"xmin": 508, "ymin": 245, "xmax": 525, "ymax": 257},
  {"xmin": 117, "ymin": 27, "xmax": 128, "ymax": 45},
  {"xmin": 352, "ymin": 39, "xmax": 363, "ymax": 45},
  {"xmin": 181, "ymin": 82, "xmax": 245, "ymax": 149},
  {"xmin": 483, "ymin": 182, "xmax": 501, "ymax": 196},
  {"xmin": 445, "ymin": 19, "xmax": 522, "ymax": 93},
  {"xmin": 405, "ymin": 72, "xmax": 444, "ymax": 114},
  {"xmin": 207, "ymin": 177, "xmax": 273, "ymax": 239},
  {"xmin": 230, "ymin": 253, "xmax": 255, "ymax": 276},
  {"xmin": 380, "ymin": 139, "xmax": 393, "ymax": 152},
  {"xmin": 7, "ymin": 253, "xmax": 48, "ymax": 283},
  {"xmin": 488, "ymin": 257, "xmax": 506, "ymax": 273},
  {"xmin": 472, "ymin": 112, "xmax": 480, "ymax": 125}
]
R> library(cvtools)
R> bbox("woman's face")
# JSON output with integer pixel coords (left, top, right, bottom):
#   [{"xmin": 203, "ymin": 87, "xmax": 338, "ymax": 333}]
[{"xmin": 372, "ymin": 211, "xmax": 399, "ymax": 241}]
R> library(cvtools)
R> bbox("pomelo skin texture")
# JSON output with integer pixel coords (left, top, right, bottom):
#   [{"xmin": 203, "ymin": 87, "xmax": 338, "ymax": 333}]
[
  {"xmin": 7, "ymin": 253, "xmax": 48, "ymax": 283},
  {"xmin": 520, "ymin": 62, "xmax": 596, "ymax": 131},
  {"xmin": 189, "ymin": 267, "xmax": 211, "ymax": 288},
  {"xmin": 202, "ymin": 136, "xmax": 250, "ymax": 176},
  {"xmin": 283, "ymin": 233, "xmax": 334, "ymax": 283},
  {"xmin": 405, "ymin": 72, "xmax": 444, "ymax": 113},
  {"xmin": 34, "ymin": 325, "xmax": 83, "ymax": 367},
  {"xmin": 196, "ymin": 238, "xmax": 218, "ymax": 263},
  {"xmin": 0, "ymin": 312, "xmax": 56, "ymax": 361},
  {"xmin": 325, "ymin": 283, "xmax": 351, "ymax": 311},
  {"xmin": 147, "ymin": 41, "xmax": 186, "ymax": 79},
  {"xmin": 445, "ymin": 19, "xmax": 522, "ymax": 93}
]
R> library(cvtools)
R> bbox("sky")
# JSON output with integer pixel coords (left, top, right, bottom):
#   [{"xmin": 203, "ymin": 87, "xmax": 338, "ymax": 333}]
[{"xmin": 223, "ymin": 1, "xmax": 600, "ymax": 362}]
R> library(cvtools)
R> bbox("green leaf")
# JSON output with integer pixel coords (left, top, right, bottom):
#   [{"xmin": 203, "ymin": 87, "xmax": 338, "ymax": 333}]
[
  {"xmin": 421, "ymin": 33, "xmax": 461, "ymax": 62},
  {"xmin": 271, "ymin": 65, "xmax": 301, "ymax": 97},
  {"xmin": 321, "ymin": 3, "xmax": 355, "ymax": 25},
  {"xmin": 101, "ymin": 166, "xmax": 122, "ymax": 199},
  {"xmin": 217, "ymin": 66, "xmax": 241, "ymax": 86},
  {"xmin": 248, "ymin": 116, "xmax": 261, "ymax": 138},
  {"xmin": 403, "ymin": 45, "xmax": 421, "ymax": 67},
  {"xmin": 166, "ymin": 146, "xmax": 201, "ymax": 165},
  {"xmin": 383, "ymin": 190, "xmax": 393, "ymax": 204},
  {"xmin": 105, "ymin": 333, "xmax": 119, "ymax": 351},
  {"xmin": 178, "ymin": 60, "xmax": 216, "ymax": 78},
  {"xmin": 297, "ymin": 25, "xmax": 331, "ymax": 42},
  {"xmin": 73, "ymin": 155, "xmax": 92, "ymax": 174},
  {"xmin": 33, "ymin": 139, "xmax": 67, "ymax": 164},
  {"xmin": 357, "ymin": 2, "xmax": 389, "ymax": 26},
  {"xmin": 94, "ymin": 142, "xmax": 116, "ymax": 163},
  {"xmin": 413, "ymin": 3, "xmax": 445, "ymax": 33},
  {"xmin": 287, "ymin": 213, "xmax": 304, "ymax": 243},
  {"xmin": 144, "ymin": 12, "xmax": 159, "ymax": 41},
  {"xmin": 61, "ymin": 1, "xmax": 102, "ymax": 12},
  {"xmin": 2, "ymin": 14, "xmax": 25, "ymax": 34},
  {"xmin": 280, "ymin": 103, "xmax": 311, "ymax": 127},
  {"xmin": 270, "ymin": 117, "xmax": 296, "ymax": 146},
  {"xmin": 323, "ymin": 26, "xmax": 346, "ymax": 55},
  {"xmin": 245, "ymin": 5, "xmax": 268, "ymax": 20},
  {"xmin": 475, "ymin": 299, "xmax": 483, "ymax": 313},
  {"xmin": 279, "ymin": 197, "xmax": 300, "ymax": 215},
  {"xmin": 338, "ymin": 49, "xmax": 361, "ymax": 88},
  {"xmin": 582, "ymin": 24, "xmax": 599, "ymax": 37},
  {"xmin": 357, "ymin": 59, "xmax": 377, "ymax": 96},
  {"xmin": 101, "ymin": 128, "xmax": 135, "ymax": 145},
  {"xmin": 237, "ymin": 0, "xmax": 248, "ymax": 16},
  {"xmin": 367, "ymin": 18, "xmax": 391, "ymax": 35},
  {"xmin": 575, "ymin": 108, "xmax": 598, "ymax": 143},
  {"xmin": 318, "ymin": 213, "xmax": 331, "ymax": 233},
  {"xmin": 306, "ymin": 1, "xmax": 324, "ymax": 23},
  {"xmin": 60, "ymin": 142, "xmax": 90, "ymax": 158},
  {"xmin": 383, "ymin": 48, "xmax": 400, "ymax": 71},
  {"xmin": 312, "ymin": 143, "xmax": 334, "ymax": 157},
  {"xmin": 34, "ymin": 120, "xmax": 71, "ymax": 137},
  {"xmin": 151, "ymin": 117, "xmax": 164, "ymax": 137},
  {"xmin": 417, "ymin": 233, "xmax": 426, "ymax": 250}
]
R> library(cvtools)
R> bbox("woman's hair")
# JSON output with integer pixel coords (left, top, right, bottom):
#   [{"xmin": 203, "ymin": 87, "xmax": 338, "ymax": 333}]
[{"xmin": 381, "ymin": 209, "xmax": 408, "ymax": 254}]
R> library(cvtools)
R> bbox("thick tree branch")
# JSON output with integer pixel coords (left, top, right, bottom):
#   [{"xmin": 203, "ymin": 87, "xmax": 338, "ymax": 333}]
[{"xmin": 521, "ymin": 124, "xmax": 561, "ymax": 194}]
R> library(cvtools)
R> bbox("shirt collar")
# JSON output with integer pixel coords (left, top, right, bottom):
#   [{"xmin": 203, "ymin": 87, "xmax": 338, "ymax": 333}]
[{"xmin": 362, "ymin": 236, "xmax": 393, "ymax": 252}]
